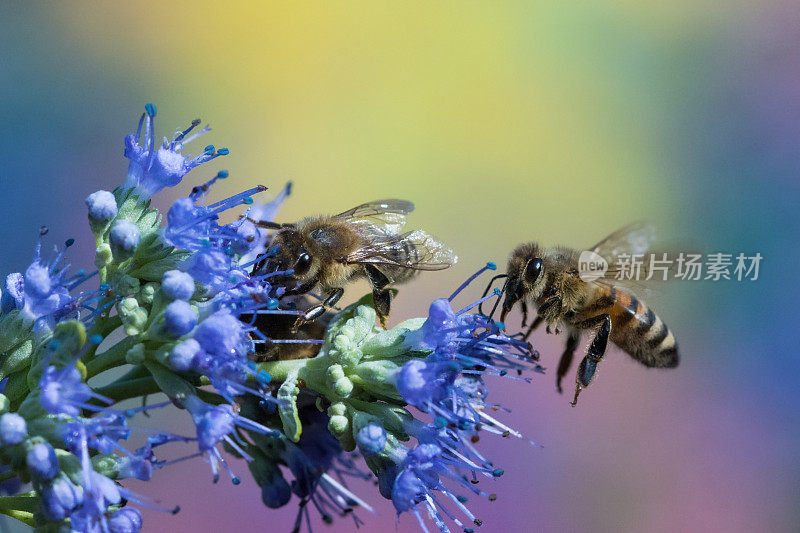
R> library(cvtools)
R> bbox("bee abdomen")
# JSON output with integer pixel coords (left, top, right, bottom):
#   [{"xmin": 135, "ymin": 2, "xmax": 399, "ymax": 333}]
[{"xmin": 610, "ymin": 293, "xmax": 679, "ymax": 369}]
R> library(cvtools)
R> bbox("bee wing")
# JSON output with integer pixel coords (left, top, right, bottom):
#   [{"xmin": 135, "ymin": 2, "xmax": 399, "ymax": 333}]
[
  {"xmin": 589, "ymin": 221, "xmax": 656, "ymax": 263},
  {"xmin": 334, "ymin": 199, "xmax": 415, "ymax": 235},
  {"xmin": 342, "ymin": 229, "xmax": 457, "ymax": 271},
  {"xmin": 583, "ymin": 222, "xmax": 675, "ymax": 296}
]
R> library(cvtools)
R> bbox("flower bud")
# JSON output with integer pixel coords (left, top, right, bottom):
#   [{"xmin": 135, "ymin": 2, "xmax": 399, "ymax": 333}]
[
  {"xmin": 26, "ymin": 441, "xmax": 59, "ymax": 480},
  {"xmin": 110, "ymin": 220, "xmax": 140, "ymax": 253},
  {"xmin": 85, "ymin": 190, "xmax": 118, "ymax": 222},
  {"xmin": 108, "ymin": 507, "xmax": 143, "ymax": 533},
  {"xmin": 0, "ymin": 412, "xmax": 27, "ymax": 445},
  {"xmin": 40, "ymin": 474, "xmax": 84, "ymax": 521},
  {"xmin": 94, "ymin": 243, "xmax": 113, "ymax": 269},
  {"xmin": 125, "ymin": 343, "xmax": 146, "ymax": 365},
  {"xmin": 162, "ymin": 270, "xmax": 195, "ymax": 301},
  {"xmin": 164, "ymin": 300, "xmax": 197, "ymax": 336},
  {"xmin": 357, "ymin": 423, "xmax": 387, "ymax": 455}
]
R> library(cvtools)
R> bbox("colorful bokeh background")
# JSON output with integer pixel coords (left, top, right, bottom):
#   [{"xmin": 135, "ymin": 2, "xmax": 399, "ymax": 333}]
[{"xmin": 1, "ymin": 2, "xmax": 797, "ymax": 532}]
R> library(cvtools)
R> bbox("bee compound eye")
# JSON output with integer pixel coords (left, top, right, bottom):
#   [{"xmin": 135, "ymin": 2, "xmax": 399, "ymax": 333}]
[
  {"xmin": 524, "ymin": 258, "xmax": 543, "ymax": 283},
  {"xmin": 294, "ymin": 252, "xmax": 313, "ymax": 275}
]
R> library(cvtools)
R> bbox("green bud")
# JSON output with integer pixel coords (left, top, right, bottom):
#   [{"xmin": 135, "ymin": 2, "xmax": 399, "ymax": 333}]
[
  {"xmin": 360, "ymin": 318, "xmax": 426, "ymax": 360},
  {"xmin": 328, "ymin": 414, "xmax": 349, "ymax": 437},
  {"xmin": 139, "ymin": 282, "xmax": 158, "ymax": 305},
  {"xmin": 113, "ymin": 273, "xmax": 140, "ymax": 297},
  {"xmin": 327, "ymin": 402, "xmax": 355, "ymax": 451},
  {"xmin": 117, "ymin": 298, "xmax": 148, "ymax": 336},
  {"xmin": 92, "ymin": 453, "xmax": 121, "ymax": 479},
  {"xmin": 125, "ymin": 343, "xmax": 146, "ymax": 365},
  {"xmin": 94, "ymin": 242, "xmax": 113, "ymax": 269},
  {"xmin": 350, "ymin": 360, "xmax": 404, "ymax": 401},
  {"xmin": 325, "ymin": 364, "xmax": 354, "ymax": 399},
  {"xmin": 277, "ymin": 370, "xmax": 302, "ymax": 442},
  {"xmin": 0, "ymin": 393, "xmax": 8, "ymax": 414}
]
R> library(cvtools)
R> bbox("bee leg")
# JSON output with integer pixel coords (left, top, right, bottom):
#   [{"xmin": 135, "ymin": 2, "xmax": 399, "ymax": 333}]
[
  {"xmin": 373, "ymin": 289, "xmax": 392, "ymax": 329},
  {"xmin": 251, "ymin": 220, "xmax": 296, "ymax": 230},
  {"xmin": 556, "ymin": 331, "xmax": 581, "ymax": 394},
  {"xmin": 292, "ymin": 288, "xmax": 344, "ymax": 332},
  {"xmin": 570, "ymin": 314, "xmax": 611, "ymax": 407},
  {"xmin": 521, "ymin": 315, "xmax": 544, "ymax": 342},
  {"xmin": 280, "ymin": 280, "xmax": 317, "ymax": 298},
  {"xmin": 365, "ymin": 264, "xmax": 392, "ymax": 328},
  {"xmin": 537, "ymin": 295, "xmax": 563, "ymax": 335}
]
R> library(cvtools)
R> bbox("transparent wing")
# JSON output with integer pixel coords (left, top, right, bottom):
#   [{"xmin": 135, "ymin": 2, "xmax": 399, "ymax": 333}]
[
  {"xmin": 334, "ymin": 199, "xmax": 415, "ymax": 235},
  {"xmin": 590, "ymin": 221, "xmax": 656, "ymax": 263},
  {"xmin": 343, "ymin": 229, "xmax": 457, "ymax": 271},
  {"xmin": 584, "ymin": 222, "xmax": 673, "ymax": 296}
]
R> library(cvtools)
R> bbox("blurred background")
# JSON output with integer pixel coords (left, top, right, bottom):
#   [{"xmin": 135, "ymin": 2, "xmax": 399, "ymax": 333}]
[{"xmin": 1, "ymin": 2, "xmax": 797, "ymax": 532}]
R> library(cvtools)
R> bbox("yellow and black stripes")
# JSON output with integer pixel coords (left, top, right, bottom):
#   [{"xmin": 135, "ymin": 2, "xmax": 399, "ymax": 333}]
[{"xmin": 576, "ymin": 286, "xmax": 679, "ymax": 369}]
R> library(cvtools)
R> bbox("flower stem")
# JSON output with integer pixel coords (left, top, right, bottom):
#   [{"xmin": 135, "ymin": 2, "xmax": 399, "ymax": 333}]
[
  {"xmin": 256, "ymin": 359, "xmax": 309, "ymax": 383},
  {"xmin": 95, "ymin": 376, "xmax": 161, "ymax": 402},
  {"xmin": 85, "ymin": 337, "xmax": 138, "ymax": 378}
]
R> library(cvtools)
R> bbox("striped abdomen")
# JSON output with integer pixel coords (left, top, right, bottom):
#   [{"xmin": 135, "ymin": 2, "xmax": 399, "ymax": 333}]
[{"xmin": 580, "ymin": 286, "xmax": 679, "ymax": 368}]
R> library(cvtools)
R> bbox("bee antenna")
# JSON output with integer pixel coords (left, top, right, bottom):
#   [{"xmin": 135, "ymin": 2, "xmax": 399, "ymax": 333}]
[
  {"xmin": 487, "ymin": 276, "xmax": 509, "ymax": 322},
  {"xmin": 477, "ymin": 273, "xmax": 507, "ymax": 316}
]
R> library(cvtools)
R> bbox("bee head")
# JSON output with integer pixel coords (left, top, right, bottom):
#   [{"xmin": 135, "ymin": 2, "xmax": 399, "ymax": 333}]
[
  {"xmin": 265, "ymin": 229, "xmax": 315, "ymax": 279},
  {"xmin": 500, "ymin": 243, "xmax": 544, "ymax": 323}
]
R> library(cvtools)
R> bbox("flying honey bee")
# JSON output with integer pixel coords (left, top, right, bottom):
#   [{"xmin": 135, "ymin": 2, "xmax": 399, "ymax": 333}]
[
  {"xmin": 495, "ymin": 223, "xmax": 679, "ymax": 406},
  {"xmin": 252, "ymin": 199, "xmax": 457, "ymax": 330}
]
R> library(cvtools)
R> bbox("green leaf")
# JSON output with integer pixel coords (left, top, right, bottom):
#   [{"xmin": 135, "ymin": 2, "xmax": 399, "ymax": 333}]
[
  {"xmin": 143, "ymin": 361, "xmax": 196, "ymax": 400},
  {"xmin": 0, "ymin": 493, "xmax": 39, "ymax": 513},
  {"xmin": 128, "ymin": 253, "xmax": 189, "ymax": 281}
]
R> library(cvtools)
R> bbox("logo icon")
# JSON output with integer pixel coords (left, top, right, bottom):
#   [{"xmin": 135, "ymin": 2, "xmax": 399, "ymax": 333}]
[{"xmin": 578, "ymin": 251, "xmax": 608, "ymax": 282}]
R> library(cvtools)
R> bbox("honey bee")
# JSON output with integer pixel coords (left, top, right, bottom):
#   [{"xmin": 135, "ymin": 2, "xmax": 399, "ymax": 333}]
[
  {"xmin": 248, "ymin": 296, "xmax": 330, "ymax": 362},
  {"xmin": 253, "ymin": 199, "xmax": 457, "ymax": 329},
  {"xmin": 497, "ymin": 223, "xmax": 679, "ymax": 406}
]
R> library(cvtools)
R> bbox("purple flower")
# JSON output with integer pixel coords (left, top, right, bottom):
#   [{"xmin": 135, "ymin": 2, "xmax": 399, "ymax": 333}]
[
  {"xmin": 161, "ymin": 270, "xmax": 195, "ymax": 301},
  {"xmin": 193, "ymin": 309, "xmax": 249, "ymax": 357},
  {"xmin": 40, "ymin": 365, "xmax": 100, "ymax": 417},
  {"xmin": 0, "ymin": 412, "xmax": 27, "ymax": 445},
  {"xmin": 61, "ymin": 414, "xmax": 130, "ymax": 456},
  {"xmin": 164, "ymin": 300, "xmax": 197, "ymax": 336},
  {"xmin": 40, "ymin": 474, "xmax": 84, "ymax": 521},
  {"xmin": 168, "ymin": 338, "xmax": 201, "ymax": 371},
  {"xmin": 123, "ymin": 104, "xmax": 225, "ymax": 198},
  {"xmin": 179, "ymin": 248, "xmax": 242, "ymax": 294},
  {"xmin": 26, "ymin": 441, "xmax": 59, "ymax": 480},
  {"xmin": 235, "ymin": 181, "xmax": 292, "ymax": 261},
  {"xmin": 391, "ymin": 442, "xmax": 486, "ymax": 533},
  {"xmin": 85, "ymin": 190, "xmax": 118, "ymax": 222},
  {"xmin": 108, "ymin": 508, "xmax": 143, "ymax": 533},
  {"xmin": 69, "ymin": 470, "xmax": 122, "ymax": 531},
  {"xmin": 184, "ymin": 395, "xmax": 274, "ymax": 483},
  {"xmin": 395, "ymin": 358, "xmax": 456, "ymax": 407},
  {"xmin": 163, "ymin": 198, "xmax": 215, "ymax": 253},
  {"xmin": 3, "ymin": 241, "xmax": 73, "ymax": 327},
  {"xmin": 357, "ymin": 423, "xmax": 387, "ymax": 455}
]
